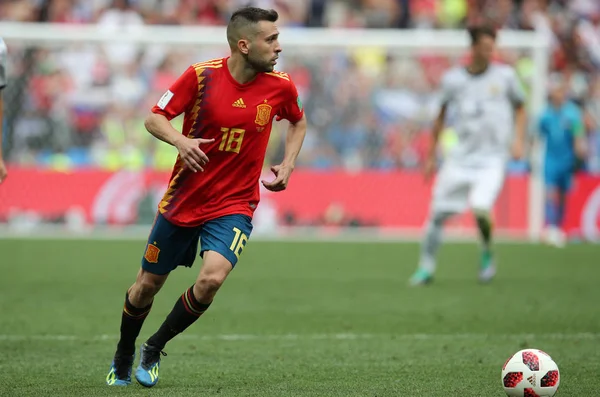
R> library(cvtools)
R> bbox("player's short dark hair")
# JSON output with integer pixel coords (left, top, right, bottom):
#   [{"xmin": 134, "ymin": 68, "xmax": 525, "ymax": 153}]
[
  {"xmin": 468, "ymin": 25, "xmax": 497, "ymax": 45},
  {"xmin": 227, "ymin": 7, "xmax": 279, "ymax": 49}
]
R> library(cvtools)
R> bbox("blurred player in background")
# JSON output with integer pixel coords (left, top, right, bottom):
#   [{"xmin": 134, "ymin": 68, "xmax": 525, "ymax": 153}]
[
  {"xmin": 538, "ymin": 80, "xmax": 587, "ymax": 247},
  {"xmin": 105, "ymin": 6, "xmax": 306, "ymax": 387},
  {"xmin": 0, "ymin": 38, "xmax": 8, "ymax": 183},
  {"xmin": 409, "ymin": 26, "xmax": 527, "ymax": 286}
]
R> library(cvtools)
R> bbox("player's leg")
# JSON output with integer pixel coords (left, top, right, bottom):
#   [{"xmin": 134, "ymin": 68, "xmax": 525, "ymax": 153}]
[
  {"xmin": 106, "ymin": 268, "xmax": 169, "ymax": 386},
  {"xmin": 107, "ymin": 213, "xmax": 196, "ymax": 386},
  {"xmin": 544, "ymin": 186, "xmax": 563, "ymax": 246},
  {"xmin": 410, "ymin": 164, "xmax": 468, "ymax": 286},
  {"xmin": 542, "ymin": 169, "xmax": 566, "ymax": 247},
  {"xmin": 548, "ymin": 171, "xmax": 572, "ymax": 247},
  {"xmin": 135, "ymin": 214, "xmax": 253, "ymax": 387},
  {"xmin": 556, "ymin": 186, "xmax": 569, "ymax": 244},
  {"xmin": 409, "ymin": 210, "xmax": 456, "ymax": 286},
  {"xmin": 470, "ymin": 163, "xmax": 505, "ymax": 283},
  {"xmin": 118, "ymin": 269, "xmax": 169, "ymax": 353}
]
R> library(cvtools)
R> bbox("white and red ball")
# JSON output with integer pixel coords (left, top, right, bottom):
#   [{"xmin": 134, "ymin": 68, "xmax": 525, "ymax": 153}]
[{"xmin": 501, "ymin": 349, "xmax": 560, "ymax": 397}]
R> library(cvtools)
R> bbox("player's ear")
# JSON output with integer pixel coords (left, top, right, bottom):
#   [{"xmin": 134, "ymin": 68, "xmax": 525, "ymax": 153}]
[{"xmin": 238, "ymin": 39, "xmax": 250, "ymax": 55}]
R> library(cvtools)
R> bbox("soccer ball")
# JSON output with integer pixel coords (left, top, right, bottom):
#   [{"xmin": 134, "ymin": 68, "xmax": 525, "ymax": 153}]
[{"xmin": 501, "ymin": 349, "xmax": 560, "ymax": 397}]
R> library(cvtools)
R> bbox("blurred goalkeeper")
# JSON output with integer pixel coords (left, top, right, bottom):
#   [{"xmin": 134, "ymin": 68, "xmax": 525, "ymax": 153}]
[
  {"xmin": 409, "ymin": 26, "xmax": 527, "ymax": 286},
  {"xmin": 538, "ymin": 80, "xmax": 586, "ymax": 247},
  {"xmin": 0, "ymin": 38, "xmax": 8, "ymax": 183},
  {"xmin": 105, "ymin": 7, "xmax": 306, "ymax": 387}
]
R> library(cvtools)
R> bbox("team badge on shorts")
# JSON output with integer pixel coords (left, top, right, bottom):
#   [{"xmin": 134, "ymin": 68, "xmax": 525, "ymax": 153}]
[
  {"xmin": 144, "ymin": 243, "xmax": 160, "ymax": 263},
  {"xmin": 255, "ymin": 100, "xmax": 272, "ymax": 126}
]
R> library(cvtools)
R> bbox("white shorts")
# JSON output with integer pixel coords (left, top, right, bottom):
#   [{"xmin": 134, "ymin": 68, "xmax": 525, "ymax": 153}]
[{"xmin": 431, "ymin": 162, "xmax": 506, "ymax": 214}]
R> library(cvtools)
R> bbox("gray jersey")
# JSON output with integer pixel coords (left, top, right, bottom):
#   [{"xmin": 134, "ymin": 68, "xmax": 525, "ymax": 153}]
[
  {"xmin": 440, "ymin": 63, "xmax": 525, "ymax": 166},
  {"xmin": 0, "ymin": 38, "xmax": 6, "ymax": 90}
]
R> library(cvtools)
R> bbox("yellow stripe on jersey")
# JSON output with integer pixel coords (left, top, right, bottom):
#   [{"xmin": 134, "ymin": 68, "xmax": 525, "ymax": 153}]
[
  {"xmin": 191, "ymin": 64, "xmax": 223, "ymax": 69},
  {"xmin": 194, "ymin": 58, "xmax": 222, "ymax": 64},
  {"xmin": 158, "ymin": 167, "xmax": 185, "ymax": 214},
  {"xmin": 265, "ymin": 71, "xmax": 290, "ymax": 81},
  {"xmin": 192, "ymin": 64, "xmax": 222, "ymax": 69},
  {"xmin": 186, "ymin": 64, "xmax": 211, "ymax": 138},
  {"xmin": 193, "ymin": 59, "xmax": 224, "ymax": 69},
  {"xmin": 159, "ymin": 62, "xmax": 217, "ymax": 213}
]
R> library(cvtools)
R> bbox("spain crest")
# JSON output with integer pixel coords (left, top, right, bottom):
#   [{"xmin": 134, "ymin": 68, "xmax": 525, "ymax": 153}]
[
  {"xmin": 255, "ymin": 101, "xmax": 272, "ymax": 126},
  {"xmin": 144, "ymin": 243, "xmax": 160, "ymax": 263}
]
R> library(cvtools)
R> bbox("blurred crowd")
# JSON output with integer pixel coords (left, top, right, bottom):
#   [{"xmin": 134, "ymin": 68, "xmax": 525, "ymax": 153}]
[{"xmin": 1, "ymin": 0, "xmax": 600, "ymax": 173}]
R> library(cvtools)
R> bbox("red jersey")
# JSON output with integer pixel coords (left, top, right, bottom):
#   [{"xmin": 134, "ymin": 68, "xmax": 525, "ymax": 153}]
[{"xmin": 152, "ymin": 58, "xmax": 304, "ymax": 227}]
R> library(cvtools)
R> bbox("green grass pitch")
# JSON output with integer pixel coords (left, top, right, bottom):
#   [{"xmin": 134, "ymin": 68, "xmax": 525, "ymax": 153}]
[{"xmin": 1, "ymin": 238, "xmax": 599, "ymax": 396}]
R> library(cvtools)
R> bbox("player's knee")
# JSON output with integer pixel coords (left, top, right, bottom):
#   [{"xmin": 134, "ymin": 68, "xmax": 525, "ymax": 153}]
[
  {"xmin": 194, "ymin": 274, "xmax": 226, "ymax": 300},
  {"xmin": 431, "ymin": 211, "xmax": 453, "ymax": 227},
  {"xmin": 546, "ymin": 188, "xmax": 560, "ymax": 203},
  {"xmin": 138, "ymin": 280, "xmax": 161, "ymax": 299},
  {"xmin": 472, "ymin": 208, "xmax": 490, "ymax": 220},
  {"xmin": 133, "ymin": 270, "xmax": 166, "ymax": 302}
]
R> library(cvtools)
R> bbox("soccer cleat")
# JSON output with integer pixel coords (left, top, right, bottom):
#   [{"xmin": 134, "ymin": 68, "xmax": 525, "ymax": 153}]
[
  {"xmin": 135, "ymin": 343, "xmax": 166, "ymax": 388},
  {"xmin": 478, "ymin": 250, "xmax": 496, "ymax": 283},
  {"xmin": 408, "ymin": 268, "xmax": 434, "ymax": 286},
  {"xmin": 544, "ymin": 227, "xmax": 566, "ymax": 248},
  {"xmin": 106, "ymin": 353, "xmax": 135, "ymax": 386}
]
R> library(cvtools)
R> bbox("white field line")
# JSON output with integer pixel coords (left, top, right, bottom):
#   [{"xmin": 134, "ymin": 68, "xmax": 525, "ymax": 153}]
[{"xmin": 0, "ymin": 332, "xmax": 598, "ymax": 342}]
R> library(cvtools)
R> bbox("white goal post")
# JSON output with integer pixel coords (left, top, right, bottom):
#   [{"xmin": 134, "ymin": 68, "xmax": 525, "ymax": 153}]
[{"xmin": 0, "ymin": 23, "xmax": 550, "ymax": 241}]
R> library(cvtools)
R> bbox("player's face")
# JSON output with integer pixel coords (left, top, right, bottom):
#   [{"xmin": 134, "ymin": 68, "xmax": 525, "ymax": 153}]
[
  {"xmin": 473, "ymin": 35, "xmax": 495, "ymax": 65},
  {"xmin": 550, "ymin": 85, "xmax": 566, "ymax": 106},
  {"xmin": 247, "ymin": 21, "xmax": 281, "ymax": 73}
]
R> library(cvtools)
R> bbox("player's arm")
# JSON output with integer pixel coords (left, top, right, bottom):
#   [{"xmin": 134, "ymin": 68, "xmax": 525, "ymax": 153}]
[
  {"xmin": 537, "ymin": 111, "xmax": 546, "ymax": 137},
  {"xmin": 145, "ymin": 113, "xmax": 214, "ymax": 173},
  {"xmin": 508, "ymin": 68, "xmax": 527, "ymax": 160},
  {"xmin": 145, "ymin": 66, "xmax": 214, "ymax": 173},
  {"xmin": 262, "ymin": 114, "xmax": 307, "ymax": 192},
  {"xmin": 261, "ymin": 82, "xmax": 307, "ymax": 192},
  {"xmin": 424, "ymin": 103, "xmax": 447, "ymax": 180},
  {"xmin": 512, "ymin": 103, "xmax": 527, "ymax": 159},
  {"xmin": 0, "ymin": 93, "xmax": 6, "ymax": 184},
  {"xmin": 280, "ymin": 114, "xmax": 307, "ymax": 168},
  {"xmin": 573, "ymin": 108, "xmax": 587, "ymax": 160},
  {"xmin": 0, "ymin": 39, "xmax": 8, "ymax": 183},
  {"xmin": 424, "ymin": 72, "xmax": 453, "ymax": 180}
]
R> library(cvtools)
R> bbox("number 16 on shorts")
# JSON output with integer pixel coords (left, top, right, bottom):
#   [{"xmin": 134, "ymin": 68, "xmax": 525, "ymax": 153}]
[
  {"xmin": 199, "ymin": 214, "xmax": 253, "ymax": 267},
  {"xmin": 229, "ymin": 227, "xmax": 248, "ymax": 260}
]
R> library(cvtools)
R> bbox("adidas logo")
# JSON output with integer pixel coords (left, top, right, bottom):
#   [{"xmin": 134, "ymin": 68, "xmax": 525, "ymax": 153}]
[
  {"xmin": 527, "ymin": 375, "xmax": 536, "ymax": 386},
  {"xmin": 232, "ymin": 98, "xmax": 246, "ymax": 108}
]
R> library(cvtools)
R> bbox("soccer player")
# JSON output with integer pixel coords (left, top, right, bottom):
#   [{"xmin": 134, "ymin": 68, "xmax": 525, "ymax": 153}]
[
  {"xmin": 106, "ymin": 7, "xmax": 306, "ymax": 387},
  {"xmin": 408, "ymin": 26, "xmax": 527, "ymax": 286},
  {"xmin": 0, "ymin": 37, "xmax": 8, "ymax": 183},
  {"xmin": 538, "ymin": 80, "xmax": 587, "ymax": 247}
]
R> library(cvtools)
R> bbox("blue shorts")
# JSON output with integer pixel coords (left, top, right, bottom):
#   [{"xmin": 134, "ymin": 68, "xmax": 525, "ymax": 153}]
[
  {"xmin": 141, "ymin": 213, "xmax": 253, "ymax": 275},
  {"xmin": 544, "ymin": 168, "xmax": 573, "ymax": 192}
]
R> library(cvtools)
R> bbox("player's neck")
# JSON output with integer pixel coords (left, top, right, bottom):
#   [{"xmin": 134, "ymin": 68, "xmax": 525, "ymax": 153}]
[
  {"xmin": 227, "ymin": 56, "xmax": 259, "ymax": 85},
  {"xmin": 466, "ymin": 61, "xmax": 489, "ymax": 76}
]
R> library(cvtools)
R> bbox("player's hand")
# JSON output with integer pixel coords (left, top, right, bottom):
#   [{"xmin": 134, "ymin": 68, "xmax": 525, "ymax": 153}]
[
  {"xmin": 423, "ymin": 156, "xmax": 436, "ymax": 182},
  {"xmin": 511, "ymin": 140, "xmax": 524, "ymax": 160},
  {"xmin": 175, "ymin": 137, "xmax": 215, "ymax": 173},
  {"xmin": 0, "ymin": 159, "xmax": 7, "ymax": 184},
  {"xmin": 261, "ymin": 164, "xmax": 293, "ymax": 192},
  {"xmin": 575, "ymin": 140, "xmax": 588, "ymax": 160}
]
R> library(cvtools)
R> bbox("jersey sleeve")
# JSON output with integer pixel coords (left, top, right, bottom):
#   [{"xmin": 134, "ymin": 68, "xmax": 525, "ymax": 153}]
[
  {"xmin": 537, "ymin": 111, "xmax": 548, "ymax": 137},
  {"xmin": 277, "ymin": 78, "xmax": 304, "ymax": 124},
  {"xmin": 0, "ymin": 39, "xmax": 8, "ymax": 90},
  {"xmin": 507, "ymin": 67, "xmax": 526, "ymax": 106},
  {"xmin": 151, "ymin": 66, "xmax": 198, "ymax": 120}
]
